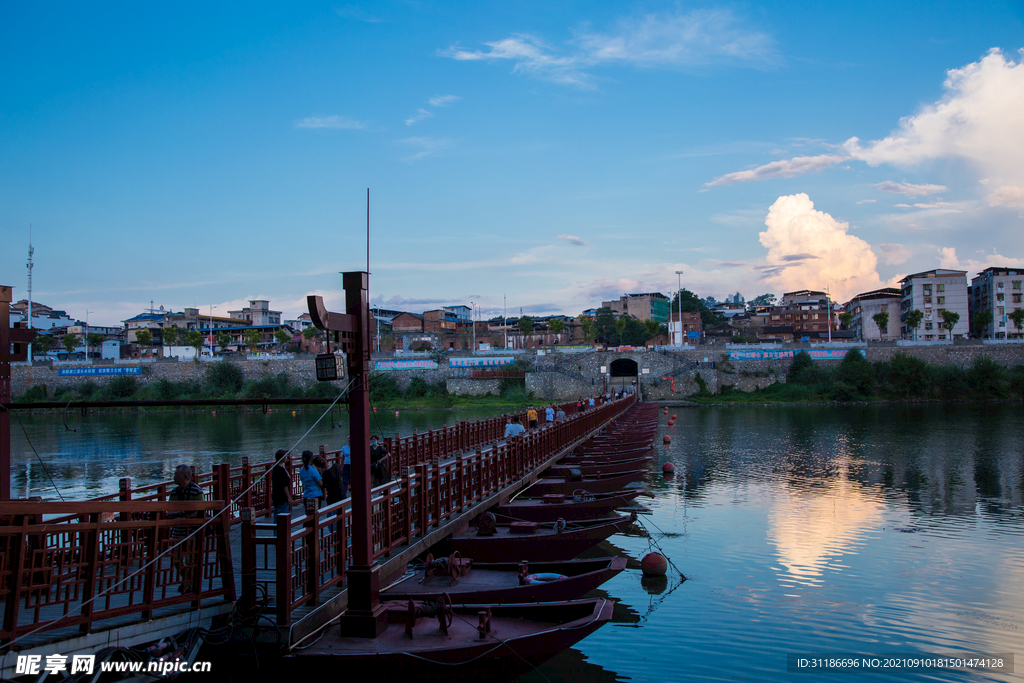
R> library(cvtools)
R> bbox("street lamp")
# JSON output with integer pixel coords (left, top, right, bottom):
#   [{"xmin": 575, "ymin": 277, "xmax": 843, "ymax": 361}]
[
  {"xmin": 84, "ymin": 309, "xmax": 93, "ymax": 359},
  {"xmin": 209, "ymin": 305, "xmax": 216, "ymax": 358},
  {"xmin": 675, "ymin": 270, "xmax": 684, "ymax": 347},
  {"xmin": 470, "ymin": 301, "xmax": 475, "ymax": 352}
]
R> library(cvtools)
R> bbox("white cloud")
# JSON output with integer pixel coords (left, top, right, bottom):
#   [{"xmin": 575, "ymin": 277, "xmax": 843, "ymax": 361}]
[
  {"xmin": 442, "ymin": 9, "xmax": 776, "ymax": 88},
  {"xmin": 398, "ymin": 136, "xmax": 451, "ymax": 162},
  {"xmin": 557, "ymin": 234, "xmax": 587, "ymax": 247},
  {"xmin": 875, "ymin": 180, "xmax": 948, "ymax": 197},
  {"xmin": 856, "ymin": 199, "xmax": 877, "ymax": 204},
  {"xmin": 758, "ymin": 194, "xmax": 892, "ymax": 301},
  {"xmin": 986, "ymin": 185, "xmax": 1024, "ymax": 207},
  {"xmin": 937, "ymin": 247, "xmax": 1024, "ymax": 274},
  {"xmin": 510, "ymin": 245, "xmax": 557, "ymax": 264},
  {"xmin": 877, "ymin": 243, "xmax": 912, "ymax": 265},
  {"xmin": 294, "ymin": 115, "xmax": 367, "ymax": 130},
  {"xmin": 429, "ymin": 95, "xmax": 461, "ymax": 107},
  {"xmin": 705, "ymin": 155, "xmax": 847, "ymax": 186},
  {"xmin": 405, "ymin": 108, "xmax": 433, "ymax": 126},
  {"xmin": 844, "ymin": 48, "xmax": 1024, "ymax": 186}
]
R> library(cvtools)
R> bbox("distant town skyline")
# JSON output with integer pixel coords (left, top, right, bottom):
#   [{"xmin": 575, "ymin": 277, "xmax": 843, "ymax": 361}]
[{"xmin": 2, "ymin": 2, "xmax": 1022, "ymax": 326}]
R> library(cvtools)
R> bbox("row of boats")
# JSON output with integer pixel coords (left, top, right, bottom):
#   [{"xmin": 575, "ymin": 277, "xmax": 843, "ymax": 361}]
[{"xmin": 297, "ymin": 402, "xmax": 663, "ymax": 677}]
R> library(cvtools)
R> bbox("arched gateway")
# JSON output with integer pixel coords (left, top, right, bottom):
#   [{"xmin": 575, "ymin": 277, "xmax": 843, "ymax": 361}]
[{"xmin": 608, "ymin": 357, "xmax": 639, "ymax": 394}]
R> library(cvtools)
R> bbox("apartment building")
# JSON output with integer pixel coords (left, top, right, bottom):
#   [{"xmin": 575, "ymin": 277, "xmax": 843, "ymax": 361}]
[
  {"xmin": 846, "ymin": 288, "xmax": 902, "ymax": 341},
  {"xmin": 601, "ymin": 293, "xmax": 670, "ymax": 323},
  {"xmin": 970, "ymin": 267, "xmax": 1024, "ymax": 339},
  {"xmin": 899, "ymin": 269, "xmax": 969, "ymax": 340}
]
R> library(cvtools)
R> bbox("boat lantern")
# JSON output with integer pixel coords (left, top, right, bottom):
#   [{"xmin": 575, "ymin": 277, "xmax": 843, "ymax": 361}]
[
  {"xmin": 662, "ymin": 462, "xmax": 675, "ymax": 474},
  {"xmin": 663, "ymin": 435, "xmax": 671, "ymax": 444},
  {"xmin": 640, "ymin": 552, "xmax": 669, "ymax": 577}
]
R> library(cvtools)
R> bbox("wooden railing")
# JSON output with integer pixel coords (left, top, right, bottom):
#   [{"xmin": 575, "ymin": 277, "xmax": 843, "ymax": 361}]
[
  {"xmin": 0, "ymin": 500, "xmax": 236, "ymax": 644},
  {"xmin": 239, "ymin": 397, "xmax": 631, "ymax": 625}
]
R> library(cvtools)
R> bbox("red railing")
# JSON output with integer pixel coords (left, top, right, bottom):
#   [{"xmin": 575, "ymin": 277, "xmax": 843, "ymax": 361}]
[
  {"xmin": 239, "ymin": 397, "xmax": 631, "ymax": 625},
  {"xmin": 0, "ymin": 500, "xmax": 236, "ymax": 644}
]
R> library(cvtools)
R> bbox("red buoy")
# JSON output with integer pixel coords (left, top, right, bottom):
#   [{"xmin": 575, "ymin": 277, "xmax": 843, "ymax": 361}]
[
  {"xmin": 663, "ymin": 407, "xmax": 668, "ymax": 414},
  {"xmin": 667, "ymin": 420, "xmax": 674, "ymax": 426},
  {"xmin": 672, "ymin": 414, "xmax": 677, "ymax": 420},
  {"xmin": 663, "ymin": 435, "xmax": 671, "ymax": 444},
  {"xmin": 662, "ymin": 462, "xmax": 675, "ymax": 473},
  {"xmin": 640, "ymin": 552, "xmax": 668, "ymax": 577}
]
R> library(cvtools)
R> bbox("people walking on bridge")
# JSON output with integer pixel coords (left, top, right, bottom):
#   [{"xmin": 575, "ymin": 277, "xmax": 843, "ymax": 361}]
[
  {"xmin": 168, "ymin": 464, "xmax": 204, "ymax": 594},
  {"xmin": 340, "ymin": 435, "xmax": 351, "ymax": 494},
  {"xmin": 504, "ymin": 415, "xmax": 525, "ymax": 438},
  {"xmin": 370, "ymin": 435, "xmax": 391, "ymax": 487},
  {"xmin": 300, "ymin": 450, "xmax": 323, "ymax": 509},
  {"xmin": 555, "ymin": 406, "xmax": 565, "ymax": 422},
  {"xmin": 270, "ymin": 450, "xmax": 293, "ymax": 516},
  {"xmin": 527, "ymin": 405, "xmax": 538, "ymax": 429},
  {"xmin": 545, "ymin": 405, "xmax": 555, "ymax": 423}
]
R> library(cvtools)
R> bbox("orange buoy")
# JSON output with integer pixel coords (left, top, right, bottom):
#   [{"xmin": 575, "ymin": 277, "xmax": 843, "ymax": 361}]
[
  {"xmin": 291, "ymin": 411, "xmax": 296, "ymax": 416},
  {"xmin": 662, "ymin": 462, "xmax": 675, "ymax": 473},
  {"xmin": 663, "ymin": 435, "xmax": 671, "ymax": 444},
  {"xmin": 640, "ymin": 552, "xmax": 668, "ymax": 577}
]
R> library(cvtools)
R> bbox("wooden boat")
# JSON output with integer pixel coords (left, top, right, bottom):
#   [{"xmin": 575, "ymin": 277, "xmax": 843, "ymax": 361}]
[
  {"xmin": 448, "ymin": 514, "xmax": 634, "ymax": 562},
  {"xmin": 294, "ymin": 598, "xmax": 614, "ymax": 677},
  {"xmin": 492, "ymin": 489, "xmax": 645, "ymax": 522},
  {"xmin": 549, "ymin": 456, "xmax": 652, "ymax": 476},
  {"xmin": 381, "ymin": 557, "xmax": 627, "ymax": 604},
  {"xmin": 525, "ymin": 470, "xmax": 648, "ymax": 496}
]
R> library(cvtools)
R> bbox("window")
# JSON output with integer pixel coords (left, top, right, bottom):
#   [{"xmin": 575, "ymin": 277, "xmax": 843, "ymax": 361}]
[
  {"xmin": 924, "ymin": 284, "xmax": 932, "ymax": 292},
  {"xmin": 924, "ymin": 296, "xmax": 932, "ymax": 304},
  {"xmin": 997, "ymin": 293, "xmax": 1004, "ymax": 302},
  {"xmin": 1013, "ymin": 281, "xmax": 1022, "ymax": 290},
  {"xmin": 937, "ymin": 284, "xmax": 945, "ymax": 292},
  {"xmin": 939, "ymin": 334, "xmax": 947, "ymax": 340},
  {"xmin": 998, "ymin": 281, "xmax": 1005, "ymax": 289},
  {"xmin": 1014, "ymin": 294, "xmax": 1022, "ymax": 303},
  {"xmin": 998, "ymin": 307, "xmax": 1004, "ymax": 316},
  {"xmin": 937, "ymin": 297, "xmax": 945, "ymax": 304},
  {"xmin": 925, "ymin": 322, "xmax": 933, "ymax": 330}
]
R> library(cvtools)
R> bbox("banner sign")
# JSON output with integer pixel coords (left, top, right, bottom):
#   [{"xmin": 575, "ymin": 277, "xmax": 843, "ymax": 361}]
[
  {"xmin": 727, "ymin": 348, "xmax": 865, "ymax": 361},
  {"xmin": 374, "ymin": 359, "xmax": 438, "ymax": 370},
  {"xmin": 687, "ymin": 331, "xmax": 701, "ymax": 339},
  {"xmin": 58, "ymin": 366, "xmax": 141, "ymax": 377},
  {"xmin": 449, "ymin": 357, "xmax": 514, "ymax": 368}
]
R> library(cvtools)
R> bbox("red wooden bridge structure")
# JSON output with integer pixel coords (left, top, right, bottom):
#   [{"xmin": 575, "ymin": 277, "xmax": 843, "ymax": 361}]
[{"xmin": 0, "ymin": 279, "xmax": 637, "ymax": 674}]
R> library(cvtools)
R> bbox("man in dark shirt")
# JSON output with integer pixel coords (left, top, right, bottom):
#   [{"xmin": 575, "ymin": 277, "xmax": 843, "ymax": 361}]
[
  {"xmin": 317, "ymin": 456, "xmax": 345, "ymax": 506},
  {"xmin": 168, "ymin": 465, "xmax": 204, "ymax": 594},
  {"xmin": 270, "ymin": 450, "xmax": 293, "ymax": 516},
  {"xmin": 369, "ymin": 435, "xmax": 391, "ymax": 487}
]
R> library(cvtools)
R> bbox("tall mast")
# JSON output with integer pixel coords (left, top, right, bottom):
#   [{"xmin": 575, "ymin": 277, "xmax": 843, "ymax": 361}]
[{"xmin": 26, "ymin": 225, "xmax": 33, "ymax": 329}]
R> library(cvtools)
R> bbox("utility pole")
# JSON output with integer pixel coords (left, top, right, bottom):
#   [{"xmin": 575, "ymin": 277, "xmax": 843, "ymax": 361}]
[
  {"xmin": 26, "ymin": 225, "xmax": 33, "ymax": 329},
  {"xmin": 470, "ymin": 301, "xmax": 475, "ymax": 352},
  {"xmin": 503, "ymin": 294, "xmax": 507, "ymax": 349},
  {"xmin": 675, "ymin": 270, "xmax": 684, "ymax": 347},
  {"xmin": 209, "ymin": 305, "xmax": 216, "ymax": 357}
]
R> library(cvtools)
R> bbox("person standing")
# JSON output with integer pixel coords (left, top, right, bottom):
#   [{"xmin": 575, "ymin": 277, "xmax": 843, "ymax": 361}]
[
  {"xmin": 316, "ymin": 455, "xmax": 344, "ymax": 506},
  {"xmin": 527, "ymin": 405, "xmax": 538, "ymax": 430},
  {"xmin": 545, "ymin": 405, "xmax": 554, "ymax": 424},
  {"xmin": 504, "ymin": 415, "xmax": 525, "ymax": 438},
  {"xmin": 370, "ymin": 435, "xmax": 391, "ymax": 487},
  {"xmin": 340, "ymin": 435, "xmax": 351, "ymax": 496},
  {"xmin": 168, "ymin": 465, "xmax": 204, "ymax": 594},
  {"xmin": 270, "ymin": 450, "xmax": 293, "ymax": 516},
  {"xmin": 588, "ymin": 396, "xmax": 595, "ymax": 410},
  {"xmin": 299, "ymin": 450, "xmax": 323, "ymax": 508},
  {"xmin": 555, "ymin": 406, "xmax": 565, "ymax": 422}
]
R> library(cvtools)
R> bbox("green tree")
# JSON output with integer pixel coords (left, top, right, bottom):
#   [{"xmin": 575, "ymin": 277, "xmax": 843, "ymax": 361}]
[
  {"xmin": 973, "ymin": 310, "xmax": 994, "ymax": 338},
  {"xmin": 614, "ymin": 317, "xmax": 627, "ymax": 344},
  {"xmin": 594, "ymin": 307, "xmax": 616, "ymax": 341},
  {"xmin": 1009, "ymin": 308, "xmax": 1024, "ymax": 337},
  {"xmin": 31, "ymin": 334, "xmax": 54, "ymax": 357},
  {"xmin": 244, "ymin": 328, "xmax": 263, "ymax": 352},
  {"xmin": 302, "ymin": 326, "xmax": 318, "ymax": 341},
  {"xmin": 580, "ymin": 318, "xmax": 595, "ymax": 343},
  {"xmin": 518, "ymin": 316, "xmax": 534, "ymax": 336},
  {"xmin": 135, "ymin": 328, "xmax": 153, "ymax": 347},
  {"xmin": 749, "ymin": 293, "xmax": 777, "ymax": 307},
  {"xmin": 62, "ymin": 333, "xmax": 79, "ymax": 355},
  {"xmin": 549, "ymin": 318, "xmax": 565, "ymax": 339},
  {"xmin": 274, "ymin": 329, "xmax": 292, "ymax": 351},
  {"xmin": 837, "ymin": 312, "xmax": 854, "ymax": 330},
  {"xmin": 879, "ymin": 352, "xmax": 932, "ymax": 397},
  {"xmin": 905, "ymin": 309, "xmax": 924, "ymax": 340},
  {"xmin": 940, "ymin": 310, "xmax": 960, "ymax": 336},
  {"xmin": 186, "ymin": 330, "xmax": 204, "ymax": 353},
  {"xmin": 787, "ymin": 350, "xmax": 819, "ymax": 385},
  {"xmin": 642, "ymin": 318, "xmax": 660, "ymax": 338},
  {"xmin": 671, "ymin": 289, "xmax": 724, "ymax": 329},
  {"xmin": 162, "ymin": 326, "xmax": 180, "ymax": 346},
  {"xmin": 872, "ymin": 311, "xmax": 889, "ymax": 340},
  {"xmin": 86, "ymin": 332, "xmax": 105, "ymax": 357},
  {"xmin": 836, "ymin": 348, "xmax": 875, "ymax": 397},
  {"xmin": 215, "ymin": 331, "xmax": 231, "ymax": 351}
]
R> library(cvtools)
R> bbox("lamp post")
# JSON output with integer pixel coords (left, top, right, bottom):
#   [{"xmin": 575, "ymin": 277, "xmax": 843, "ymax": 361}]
[
  {"xmin": 84, "ymin": 309, "xmax": 92, "ymax": 359},
  {"xmin": 209, "ymin": 305, "xmax": 216, "ymax": 357},
  {"xmin": 470, "ymin": 301, "xmax": 475, "ymax": 352},
  {"xmin": 675, "ymin": 270, "xmax": 684, "ymax": 347},
  {"xmin": 503, "ymin": 295, "xmax": 507, "ymax": 349}
]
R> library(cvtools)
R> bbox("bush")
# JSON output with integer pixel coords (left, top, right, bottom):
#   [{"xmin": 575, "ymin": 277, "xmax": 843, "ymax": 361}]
[
  {"xmin": 1009, "ymin": 365, "xmax": 1024, "ymax": 399},
  {"xmin": 21, "ymin": 385, "xmax": 47, "ymax": 401},
  {"xmin": 79, "ymin": 381, "xmax": 99, "ymax": 399},
  {"xmin": 369, "ymin": 373, "xmax": 400, "ymax": 401},
  {"xmin": 830, "ymin": 381, "xmax": 857, "ymax": 402},
  {"xmin": 932, "ymin": 365, "xmax": 967, "ymax": 401},
  {"xmin": 107, "ymin": 376, "xmax": 137, "ymax": 399},
  {"xmin": 205, "ymin": 362, "xmax": 244, "ymax": 396},
  {"xmin": 306, "ymin": 381, "xmax": 342, "ymax": 398},
  {"xmin": 836, "ymin": 348, "xmax": 874, "ymax": 397},
  {"xmin": 787, "ymin": 351, "xmax": 819, "ymax": 385},
  {"xmin": 242, "ymin": 372, "xmax": 297, "ymax": 399},
  {"xmin": 879, "ymin": 352, "xmax": 932, "ymax": 398},
  {"xmin": 965, "ymin": 355, "xmax": 1008, "ymax": 398}
]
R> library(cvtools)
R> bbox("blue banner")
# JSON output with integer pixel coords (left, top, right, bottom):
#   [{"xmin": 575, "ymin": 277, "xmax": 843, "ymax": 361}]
[
  {"xmin": 58, "ymin": 366, "xmax": 142, "ymax": 377},
  {"xmin": 374, "ymin": 359, "xmax": 438, "ymax": 370},
  {"xmin": 449, "ymin": 357, "xmax": 514, "ymax": 368},
  {"xmin": 727, "ymin": 348, "xmax": 865, "ymax": 361}
]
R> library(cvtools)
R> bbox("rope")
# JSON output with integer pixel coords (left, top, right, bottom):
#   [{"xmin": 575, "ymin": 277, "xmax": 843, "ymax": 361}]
[{"xmin": 1, "ymin": 404, "xmax": 65, "ymax": 501}]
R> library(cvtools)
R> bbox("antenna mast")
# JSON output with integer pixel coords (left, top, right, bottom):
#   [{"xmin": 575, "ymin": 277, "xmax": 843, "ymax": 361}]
[{"xmin": 26, "ymin": 225, "xmax": 34, "ymax": 329}]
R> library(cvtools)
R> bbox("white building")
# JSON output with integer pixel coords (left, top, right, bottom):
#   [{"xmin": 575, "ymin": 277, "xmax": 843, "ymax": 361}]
[
  {"xmin": 229, "ymin": 300, "xmax": 282, "ymax": 326},
  {"xmin": 846, "ymin": 288, "xmax": 902, "ymax": 341},
  {"xmin": 899, "ymin": 269, "xmax": 969, "ymax": 340},
  {"xmin": 970, "ymin": 267, "xmax": 1024, "ymax": 339}
]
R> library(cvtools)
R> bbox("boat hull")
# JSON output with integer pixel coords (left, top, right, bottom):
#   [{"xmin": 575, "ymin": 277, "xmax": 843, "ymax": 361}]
[
  {"xmin": 526, "ymin": 470, "xmax": 648, "ymax": 496},
  {"xmin": 448, "ymin": 515, "xmax": 634, "ymax": 562},
  {"xmin": 493, "ymin": 489, "xmax": 644, "ymax": 522}
]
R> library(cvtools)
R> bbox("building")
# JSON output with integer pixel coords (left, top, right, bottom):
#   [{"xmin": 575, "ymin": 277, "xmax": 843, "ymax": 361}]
[
  {"xmin": 423, "ymin": 309, "xmax": 458, "ymax": 334},
  {"xmin": 761, "ymin": 290, "xmax": 835, "ymax": 341},
  {"xmin": 846, "ymin": 288, "xmax": 902, "ymax": 341},
  {"xmin": 970, "ymin": 267, "xmax": 1024, "ymax": 339},
  {"xmin": 601, "ymin": 293, "xmax": 670, "ymax": 323},
  {"xmin": 391, "ymin": 312, "xmax": 424, "ymax": 334},
  {"xmin": 667, "ymin": 311, "xmax": 702, "ymax": 344},
  {"xmin": 228, "ymin": 300, "xmax": 282, "ymax": 327},
  {"xmin": 899, "ymin": 269, "xmax": 969, "ymax": 340},
  {"xmin": 10, "ymin": 300, "xmax": 76, "ymax": 330},
  {"xmin": 443, "ymin": 305, "xmax": 472, "ymax": 324}
]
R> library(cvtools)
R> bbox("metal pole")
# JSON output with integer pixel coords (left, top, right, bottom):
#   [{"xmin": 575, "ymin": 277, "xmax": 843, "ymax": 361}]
[
  {"xmin": 471, "ymin": 301, "xmax": 475, "ymax": 352},
  {"xmin": 675, "ymin": 270, "xmax": 684, "ymax": 347},
  {"xmin": 1, "ymin": 285, "xmax": 13, "ymax": 499}
]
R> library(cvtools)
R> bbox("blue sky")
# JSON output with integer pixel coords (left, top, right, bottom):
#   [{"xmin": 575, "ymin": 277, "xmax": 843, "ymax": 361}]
[{"xmin": 2, "ymin": 2, "xmax": 1023, "ymax": 326}]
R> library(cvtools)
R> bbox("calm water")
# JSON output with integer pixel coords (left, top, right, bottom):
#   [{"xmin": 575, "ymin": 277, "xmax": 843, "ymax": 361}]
[{"xmin": 11, "ymin": 404, "xmax": 1024, "ymax": 681}]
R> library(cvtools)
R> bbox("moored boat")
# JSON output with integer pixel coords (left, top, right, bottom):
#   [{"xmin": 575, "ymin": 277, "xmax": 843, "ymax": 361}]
[
  {"xmin": 448, "ymin": 514, "xmax": 635, "ymax": 562},
  {"xmin": 381, "ymin": 557, "xmax": 627, "ymax": 604},
  {"xmin": 550, "ymin": 455, "xmax": 652, "ymax": 475},
  {"xmin": 525, "ymin": 470, "xmax": 648, "ymax": 496},
  {"xmin": 492, "ymin": 488, "xmax": 645, "ymax": 522}
]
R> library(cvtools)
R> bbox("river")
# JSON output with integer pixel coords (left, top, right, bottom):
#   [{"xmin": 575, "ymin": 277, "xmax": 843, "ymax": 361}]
[{"xmin": 10, "ymin": 403, "xmax": 1024, "ymax": 682}]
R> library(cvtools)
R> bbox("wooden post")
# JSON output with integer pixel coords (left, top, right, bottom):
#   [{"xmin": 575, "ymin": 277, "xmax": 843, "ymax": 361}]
[
  {"xmin": 240, "ymin": 508, "xmax": 256, "ymax": 611},
  {"xmin": 417, "ymin": 463, "xmax": 429, "ymax": 534},
  {"xmin": 141, "ymin": 522, "xmax": 157, "ymax": 619},
  {"xmin": 305, "ymin": 501, "xmax": 320, "ymax": 606},
  {"xmin": 275, "ymin": 512, "xmax": 292, "ymax": 625},
  {"xmin": 401, "ymin": 468, "xmax": 413, "ymax": 542},
  {"xmin": 242, "ymin": 457, "xmax": 252, "ymax": 509},
  {"xmin": 79, "ymin": 513, "xmax": 100, "ymax": 633}
]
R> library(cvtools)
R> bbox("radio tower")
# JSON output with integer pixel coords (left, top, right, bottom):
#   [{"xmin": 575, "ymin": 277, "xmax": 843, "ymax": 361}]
[{"xmin": 26, "ymin": 225, "xmax": 34, "ymax": 329}]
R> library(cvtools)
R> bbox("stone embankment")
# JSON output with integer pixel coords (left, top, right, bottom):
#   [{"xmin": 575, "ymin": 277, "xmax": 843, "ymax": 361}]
[{"xmin": 12, "ymin": 342, "xmax": 1024, "ymax": 402}]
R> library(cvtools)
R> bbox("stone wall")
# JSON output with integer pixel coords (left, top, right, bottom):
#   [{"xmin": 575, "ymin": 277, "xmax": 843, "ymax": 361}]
[{"xmin": 446, "ymin": 378, "xmax": 501, "ymax": 396}]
